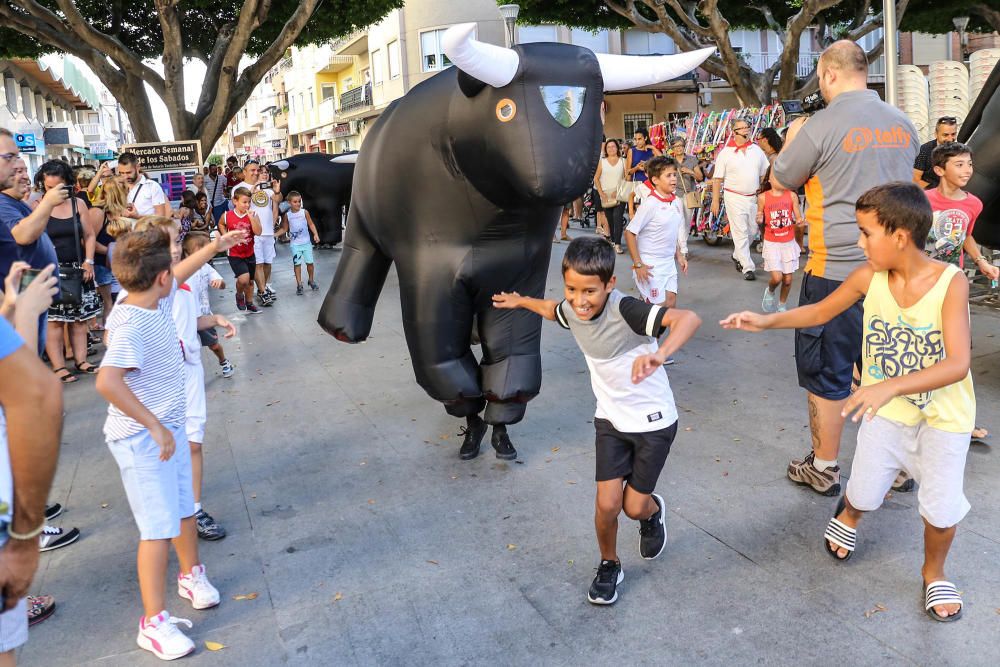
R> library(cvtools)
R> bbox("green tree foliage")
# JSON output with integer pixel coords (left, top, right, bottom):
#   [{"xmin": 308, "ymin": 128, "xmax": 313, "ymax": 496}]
[
  {"xmin": 0, "ymin": 0, "xmax": 402, "ymax": 150},
  {"xmin": 513, "ymin": 0, "xmax": 909, "ymax": 105}
]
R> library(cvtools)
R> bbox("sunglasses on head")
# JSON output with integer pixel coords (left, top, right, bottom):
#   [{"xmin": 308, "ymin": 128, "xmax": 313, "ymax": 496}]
[{"xmin": 938, "ymin": 116, "xmax": 957, "ymax": 125}]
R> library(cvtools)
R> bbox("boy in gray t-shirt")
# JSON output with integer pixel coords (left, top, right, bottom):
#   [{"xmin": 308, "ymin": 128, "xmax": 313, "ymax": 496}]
[{"xmin": 493, "ymin": 237, "xmax": 701, "ymax": 606}]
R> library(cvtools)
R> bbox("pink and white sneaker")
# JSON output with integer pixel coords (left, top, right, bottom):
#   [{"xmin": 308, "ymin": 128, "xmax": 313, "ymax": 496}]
[
  {"xmin": 177, "ymin": 564, "xmax": 220, "ymax": 610},
  {"xmin": 136, "ymin": 611, "xmax": 195, "ymax": 660}
]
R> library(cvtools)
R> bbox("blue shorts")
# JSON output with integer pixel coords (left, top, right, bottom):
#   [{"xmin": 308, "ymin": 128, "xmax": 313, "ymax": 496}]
[
  {"xmin": 291, "ymin": 243, "xmax": 314, "ymax": 266},
  {"xmin": 794, "ymin": 272, "xmax": 862, "ymax": 401},
  {"xmin": 94, "ymin": 263, "xmax": 114, "ymax": 287}
]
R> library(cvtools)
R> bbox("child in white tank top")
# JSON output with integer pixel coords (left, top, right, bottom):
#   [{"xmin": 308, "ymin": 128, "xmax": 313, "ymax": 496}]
[{"xmin": 276, "ymin": 191, "xmax": 320, "ymax": 295}]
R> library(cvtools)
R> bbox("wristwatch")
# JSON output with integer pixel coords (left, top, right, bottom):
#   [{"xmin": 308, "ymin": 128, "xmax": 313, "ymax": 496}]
[
  {"xmin": 84, "ymin": 258, "xmax": 95, "ymax": 265},
  {"xmin": 632, "ymin": 262, "xmax": 644, "ymax": 269}
]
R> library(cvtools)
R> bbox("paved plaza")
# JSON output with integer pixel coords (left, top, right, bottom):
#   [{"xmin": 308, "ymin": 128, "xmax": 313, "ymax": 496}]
[{"xmin": 22, "ymin": 233, "xmax": 1000, "ymax": 666}]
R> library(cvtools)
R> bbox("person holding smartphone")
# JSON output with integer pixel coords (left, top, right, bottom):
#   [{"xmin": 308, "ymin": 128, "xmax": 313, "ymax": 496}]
[{"xmin": 37, "ymin": 161, "xmax": 98, "ymax": 384}]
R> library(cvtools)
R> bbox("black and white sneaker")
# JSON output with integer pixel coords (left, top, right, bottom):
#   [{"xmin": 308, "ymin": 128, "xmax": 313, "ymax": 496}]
[
  {"xmin": 587, "ymin": 560, "xmax": 623, "ymax": 605},
  {"xmin": 45, "ymin": 503, "xmax": 63, "ymax": 522},
  {"xmin": 39, "ymin": 525, "xmax": 80, "ymax": 552},
  {"xmin": 195, "ymin": 509, "xmax": 227, "ymax": 541},
  {"xmin": 639, "ymin": 493, "xmax": 667, "ymax": 559},
  {"xmin": 491, "ymin": 426, "xmax": 517, "ymax": 461}
]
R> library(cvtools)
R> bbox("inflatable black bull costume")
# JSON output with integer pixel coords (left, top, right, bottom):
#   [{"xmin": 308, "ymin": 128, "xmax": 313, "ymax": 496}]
[
  {"xmin": 267, "ymin": 153, "xmax": 355, "ymax": 247},
  {"xmin": 960, "ymin": 61, "xmax": 1000, "ymax": 248},
  {"xmin": 318, "ymin": 23, "xmax": 712, "ymax": 458}
]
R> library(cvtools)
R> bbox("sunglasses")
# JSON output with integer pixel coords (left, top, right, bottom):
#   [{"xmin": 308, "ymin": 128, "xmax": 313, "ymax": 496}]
[{"xmin": 937, "ymin": 116, "xmax": 957, "ymax": 125}]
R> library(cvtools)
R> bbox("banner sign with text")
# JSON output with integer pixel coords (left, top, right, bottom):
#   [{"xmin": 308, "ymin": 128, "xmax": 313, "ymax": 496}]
[{"xmin": 122, "ymin": 140, "xmax": 203, "ymax": 171}]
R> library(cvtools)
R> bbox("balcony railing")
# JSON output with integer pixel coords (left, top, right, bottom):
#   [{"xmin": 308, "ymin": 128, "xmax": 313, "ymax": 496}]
[
  {"xmin": 709, "ymin": 52, "xmax": 886, "ymax": 82},
  {"xmin": 339, "ymin": 84, "xmax": 372, "ymax": 114}
]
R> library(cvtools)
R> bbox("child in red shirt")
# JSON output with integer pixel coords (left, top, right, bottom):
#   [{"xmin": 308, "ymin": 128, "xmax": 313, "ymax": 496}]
[
  {"xmin": 217, "ymin": 187, "xmax": 262, "ymax": 314},
  {"xmin": 756, "ymin": 172, "xmax": 804, "ymax": 312}
]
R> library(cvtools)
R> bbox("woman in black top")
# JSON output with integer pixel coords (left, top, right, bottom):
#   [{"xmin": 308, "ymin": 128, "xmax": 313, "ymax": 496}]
[{"xmin": 38, "ymin": 160, "xmax": 98, "ymax": 383}]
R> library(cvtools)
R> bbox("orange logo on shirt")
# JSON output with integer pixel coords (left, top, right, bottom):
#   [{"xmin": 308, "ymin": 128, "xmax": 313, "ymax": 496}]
[{"xmin": 842, "ymin": 126, "xmax": 912, "ymax": 153}]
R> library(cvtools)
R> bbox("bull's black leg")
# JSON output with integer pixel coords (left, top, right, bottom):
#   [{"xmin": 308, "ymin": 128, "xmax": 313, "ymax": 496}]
[
  {"xmin": 398, "ymin": 262, "xmax": 485, "ymax": 418},
  {"xmin": 476, "ymin": 300, "xmax": 543, "ymax": 426},
  {"xmin": 318, "ymin": 211, "xmax": 391, "ymax": 342}
]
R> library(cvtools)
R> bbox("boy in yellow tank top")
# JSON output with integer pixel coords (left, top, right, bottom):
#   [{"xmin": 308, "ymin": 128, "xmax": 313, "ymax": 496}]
[{"xmin": 721, "ymin": 182, "xmax": 973, "ymax": 623}]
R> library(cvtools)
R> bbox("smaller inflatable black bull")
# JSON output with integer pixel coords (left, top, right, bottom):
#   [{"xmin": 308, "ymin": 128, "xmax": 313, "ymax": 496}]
[
  {"xmin": 267, "ymin": 153, "xmax": 355, "ymax": 246},
  {"xmin": 318, "ymin": 23, "xmax": 711, "ymax": 457}
]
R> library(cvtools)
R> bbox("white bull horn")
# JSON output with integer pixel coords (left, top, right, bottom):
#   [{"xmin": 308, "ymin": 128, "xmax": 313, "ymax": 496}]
[
  {"xmin": 331, "ymin": 154, "xmax": 358, "ymax": 164},
  {"xmin": 271, "ymin": 159, "xmax": 289, "ymax": 170},
  {"xmin": 596, "ymin": 47, "xmax": 716, "ymax": 91},
  {"xmin": 442, "ymin": 23, "xmax": 519, "ymax": 88}
]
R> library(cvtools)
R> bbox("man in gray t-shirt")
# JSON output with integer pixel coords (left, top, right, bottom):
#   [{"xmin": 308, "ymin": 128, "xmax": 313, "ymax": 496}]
[{"xmin": 771, "ymin": 41, "xmax": 919, "ymax": 497}]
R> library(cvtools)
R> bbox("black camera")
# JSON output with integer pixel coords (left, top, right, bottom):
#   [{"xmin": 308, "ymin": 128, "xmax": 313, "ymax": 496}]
[{"xmin": 781, "ymin": 92, "xmax": 827, "ymax": 118}]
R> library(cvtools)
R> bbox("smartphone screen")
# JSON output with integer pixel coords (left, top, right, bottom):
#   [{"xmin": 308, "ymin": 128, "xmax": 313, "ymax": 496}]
[{"xmin": 18, "ymin": 268, "xmax": 41, "ymax": 293}]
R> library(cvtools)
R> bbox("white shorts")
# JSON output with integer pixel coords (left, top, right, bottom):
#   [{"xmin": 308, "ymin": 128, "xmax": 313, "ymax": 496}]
[
  {"xmin": 107, "ymin": 424, "xmax": 195, "ymax": 540},
  {"xmin": 254, "ymin": 235, "xmax": 276, "ymax": 264},
  {"xmin": 184, "ymin": 361, "xmax": 206, "ymax": 444},
  {"xmin": 633, "ymin": 264, "xmax": 678, "ymax": 305},
  {"xmin": 0, "ymin": 536, "xmax": 27, "ymax": 652},
  {"xmin": 762, "ymin": 239, "xmax": 800, "ymax": 274},
  {"xmin": 846, "ymin": 415, "xmax": 971, "ymax": 528}
]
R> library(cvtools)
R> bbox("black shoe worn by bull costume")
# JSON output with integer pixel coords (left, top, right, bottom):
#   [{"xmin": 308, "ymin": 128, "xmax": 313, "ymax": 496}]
[{"xmin": 317, "ymin": 23, "xmax": 712, "ymax": 430}]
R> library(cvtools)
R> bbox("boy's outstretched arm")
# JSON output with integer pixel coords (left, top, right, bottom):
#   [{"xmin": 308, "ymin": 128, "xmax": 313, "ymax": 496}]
[
  {"xmin": 632, "ymin": 307, "xmax": 702, "ymax": 383},
  {"xmin": 720, "ymin": 264, "xmax": 872, "ymax": 332},
  {"xmin": 173, "ymin": 230, "xmax": 245, "ymax": 284},
  {"xmin": 843, "ymin": 272, "xmax": 971, "ymax": 423},
  {"xmin": 492, "ymin": 291, "xmax": 558, "ymax": 321}
]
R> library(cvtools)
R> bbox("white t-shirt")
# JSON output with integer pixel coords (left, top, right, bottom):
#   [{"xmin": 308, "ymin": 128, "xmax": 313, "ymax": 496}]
[
  {"xmin": 713, "ymin": 143, "xmax": 770, "ymax": 196},
  {"xmin": 101, "ymin": 285, "xmax": 186, "ymax": 440},
  {"xmin": 626, "ymin": 188, "xmax": 687, "ymax": 263},
  {"xmin": 286, "ymin": 209, "xmax": 312, "ymax": 245},
  {"xmin": 237, "ymin": 181, "xmax": 275, "ymax": 236},
  {"xmin": 189, "ymin": 263, "xmax": 223, "ymax": 317},
  {"xmin": 204, "ymin": 174, "xmax": 228, "ymax": 207},
  {"xmin": 555, "ymin": 290, "xmax": 676, "ymax": 433},
  {"xmin": 172, "ymin": 284, "xmax": 201, "ymax": 365},
  {"xmin": 128, "ymin": 175, "xmax": 168, "ymax": 216}
]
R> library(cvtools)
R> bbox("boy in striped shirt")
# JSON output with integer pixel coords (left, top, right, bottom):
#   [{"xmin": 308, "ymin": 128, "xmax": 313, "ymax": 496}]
[{"xmin": 96, "ymin": 224, "xmax": 243, "ymax": 660}]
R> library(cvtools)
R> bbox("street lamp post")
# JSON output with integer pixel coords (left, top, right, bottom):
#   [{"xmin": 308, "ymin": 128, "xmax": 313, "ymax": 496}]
[
  {"xmin": 953, "ymin": 16, "xmax": 970, "ymax": 61},
  {"xmin": 884, "ymin": 0, "xmax": 898, "ymax": 106},
  {"xmin": 499, "ymin": 4, "xmax": 519, "ymax": 48}
]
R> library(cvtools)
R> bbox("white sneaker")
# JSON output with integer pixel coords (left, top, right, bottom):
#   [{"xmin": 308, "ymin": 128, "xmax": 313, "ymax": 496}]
[
  {"xmin": 761, "ymin": 287, "xmax": 777, "ymax": 313},
  {"xmin": 136, "ymin": 611, "xmax": 195, "ymax": 660},
  {"xmin": 177, "ymin": 564, "xmax": 220, "ymax": 610}
]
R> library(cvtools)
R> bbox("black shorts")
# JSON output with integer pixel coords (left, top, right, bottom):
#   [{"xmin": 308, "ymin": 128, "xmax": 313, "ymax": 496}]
[
  {"xmin": 198, "ymin": 327, "xmax": 218, "ymax": 347},
  {"xmin": 594, "ymin": 418, "xmax": 677, "ymax": 494},
  {"xmin": 794, "ymin": 272, "xmax": 863, "ymax": 401},
  {"xmin": 228, "ymin": 254, "xmax": 256, "ymax": 279}
]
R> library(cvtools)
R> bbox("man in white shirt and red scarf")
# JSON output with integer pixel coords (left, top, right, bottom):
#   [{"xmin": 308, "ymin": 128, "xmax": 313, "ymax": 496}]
[{"xmin": 710, "ymin": 120, "xmax": 770, "ymax": 280}]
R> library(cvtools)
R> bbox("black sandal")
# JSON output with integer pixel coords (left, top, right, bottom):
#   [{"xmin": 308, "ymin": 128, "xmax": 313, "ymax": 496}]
[
  {"xmin": 53, "ymin": 367, "xmax": 78, "ymax": 384},
  {"xmin": 74, "ymin": 361, "xmax": 98, "ymax": 374}
]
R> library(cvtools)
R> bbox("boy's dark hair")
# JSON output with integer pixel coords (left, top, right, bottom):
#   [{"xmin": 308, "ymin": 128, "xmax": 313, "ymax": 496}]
[
  {"xmin": 117, "ymin": 152, "xmax": 139, "ymax": 167},
  {"xmin": 182, "ymin": 231, "xmax": 212, "ymax": 257},
  {"xmin": 646, "ymin": 156, "xmax": 677, "ymax": 181},
  {"xmin": 112, "ymin": 227, "xmax": 172, "ymax": 291},
  {"xmin": 855, "ymin": 182, "xmax": 932, "ymax": 248},
  {"xmin": 232, "ymin": 186, "xmax": 251, "ymax": 200},
  {"xmin": 562, "ymin": 236, "xmax": 615, "ymax": 284},
  {"xmin": 931, "ymin": 141, "xmax": 972, "ymax": 171}
]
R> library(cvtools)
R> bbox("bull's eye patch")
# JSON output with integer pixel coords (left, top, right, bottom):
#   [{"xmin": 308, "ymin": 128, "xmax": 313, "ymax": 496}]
[{"xmin": 539, "ymin": 86, "xmax": 586, "ymax": 128}]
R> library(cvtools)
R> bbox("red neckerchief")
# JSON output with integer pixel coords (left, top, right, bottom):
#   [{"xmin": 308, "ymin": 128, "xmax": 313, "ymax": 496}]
[
  {"xmin": 644, "ymin": 181, "xmax": 675, "ymax": 203},
  {"xmin": 178, "ymin": 283, "xmax": 191, "ymax": 292},
  {"xmin": 726, "ymin": 137, "xmax": 751, "ymax": 153}
]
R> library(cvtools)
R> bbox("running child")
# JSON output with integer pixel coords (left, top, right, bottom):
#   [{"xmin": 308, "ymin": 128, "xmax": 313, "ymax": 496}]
[
  {"xmin": 493, "ymin": 236, "xmax": 701, "ymax": 605},
  {"xmin": 217, "ymin": 187, "xmax": 262, "ymax": 314},
  {"xmin": 722, "ymin": 182, "xmax": 974, "ymax": 622},
  {"xmin": 275, "ymin": 191, "xmax": 320, "ymax": 295},
  {"xmin": 624, "ymin": 156, "xmax": 689, "ymax": 309},
  {"xmin": 756, "ymin": 171, "xmax": 805, "ymax": 312},
  {"xmin": 96, "ymin": 222, "xmax": 244, "ymax": 659},
  {"xmin": 183, "ymin": 233, "xmax": 235, "ymax": 379},
  {"xmin": 925, "ymin": 141, "xmax": 998, "ymax": 443}
]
